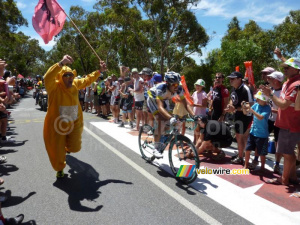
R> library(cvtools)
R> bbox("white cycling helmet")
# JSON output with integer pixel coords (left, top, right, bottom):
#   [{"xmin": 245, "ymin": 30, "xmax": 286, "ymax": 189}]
[{"xmin": 164, "ymin": 71, "xmax": 181, "ymax": 84}]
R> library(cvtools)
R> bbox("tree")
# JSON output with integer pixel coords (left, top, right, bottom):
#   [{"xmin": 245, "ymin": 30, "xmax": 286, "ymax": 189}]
[
  {"xmin": 94, "ymin": 0, "xmax": 209, "ymax": 74},
  {"xmin": 273, "ymin": 10, "xmax": 300, "ymax": 57}
]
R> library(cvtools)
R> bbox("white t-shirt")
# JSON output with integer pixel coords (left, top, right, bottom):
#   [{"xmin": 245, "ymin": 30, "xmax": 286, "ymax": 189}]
[
  {"xmin": 85, "ymin": 85, "xmax": 94, "ymax": 96},
  {"xmin": 112, "ymin": 81, "xmax": 120, "ymax": 96},
  {"xmin": 134, "ymin": 77, "xmax": 145, "ymax": 101}
]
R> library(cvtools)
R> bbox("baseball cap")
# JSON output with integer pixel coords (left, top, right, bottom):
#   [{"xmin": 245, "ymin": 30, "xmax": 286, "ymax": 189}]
[
  {"xmin": 107, "ymin": 76, "xmax": 112, "ymax": 79},
  {"xmin": 267, "ymin": 71, "xmax": 284, "ymax": 82},
  {"xmin": 131, "ymin": 68, "xmax": 138, "ymax": 73},
  {"xmin": 255, "ymin": 90, "xmax": 269, "ymax": 102},
  {"xmin": 228, "ymin": 71, "xmax": 243, "ymax": 79},
  {"xmin": 153, "ymin": 74, "xmax": 162, "ymax": 83},
  {"xmin": 118, "ymin": 77, "xmax": 124, "ymax": 81},
  {"xmin": 281, "ymin": 58, "xmax": 300, "ymax": 69},
  {"xmin": 261, "ymin": 67, "xmax": 275, "ymax": 73},
  {"xmin": 194, "ymin": 79, "xmax": 205, "ymax": 87}
]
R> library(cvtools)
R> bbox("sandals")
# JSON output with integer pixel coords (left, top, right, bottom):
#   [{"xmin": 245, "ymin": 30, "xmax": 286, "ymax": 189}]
[{"xmin": 266, "ymin": 178, "xmax": 282, "ymax": 185}]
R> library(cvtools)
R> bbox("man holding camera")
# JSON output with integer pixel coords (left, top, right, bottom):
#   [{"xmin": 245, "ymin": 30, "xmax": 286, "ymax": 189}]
[{"xmin": 261, "ymin": 58, "xmax": 300, "ymax": 185}]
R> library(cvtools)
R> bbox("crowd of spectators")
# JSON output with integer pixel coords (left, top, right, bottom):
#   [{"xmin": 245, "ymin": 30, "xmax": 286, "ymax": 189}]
[
  {"xmin": 0, "ymin": 59, "xmax": 25, "ymax": 224},
  {"xmin": 78, "ymin": 48, "xmax": 300, "ymax": 186}
]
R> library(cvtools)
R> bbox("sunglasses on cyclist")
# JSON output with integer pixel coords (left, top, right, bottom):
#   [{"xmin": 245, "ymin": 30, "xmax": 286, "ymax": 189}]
[{"xmin": 171, "ymin": 83, "xmax": 179, "ymax": 87}]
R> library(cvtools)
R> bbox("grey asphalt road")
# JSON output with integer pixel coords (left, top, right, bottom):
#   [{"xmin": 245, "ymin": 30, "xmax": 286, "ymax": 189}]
[{"xmin": 0, "ymin": 91, "xmax": 252, "ymax": 225}]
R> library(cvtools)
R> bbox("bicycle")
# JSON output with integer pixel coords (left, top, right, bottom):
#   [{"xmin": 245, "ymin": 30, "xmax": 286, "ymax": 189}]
[{"xmin": 138, "ymin": 119, "xmax": 200, "ymax": 184}]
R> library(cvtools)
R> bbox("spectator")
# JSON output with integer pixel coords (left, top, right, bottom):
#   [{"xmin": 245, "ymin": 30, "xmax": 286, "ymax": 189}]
[
  {"xmin": 84, "ymin": 81, "xmax": 93, "ymax": 112},
  {"xmin": 266, "ymin": 71, "xmax": 284, "ymax": 174},
  {"xmin": 261, "ymin": 67, "xmax": 275, "ymax": 85},
  {"xmin": 141, "ymin": 68, "xmax": 154, "ymax": 126},
  {"xmin": 108, "ymin": 75, "xmax": 120, "ymax": 123},
  {"xmin": 118, "ymin": 77, "xmax": 134, "ymax": 128},
  {"xmin": 93, "ymin": 77, "xmax": 101, "ymax": 115},
  {"xmin": 261, "ymin": 58, "xmax": 300, "ymax": 185},
  {"xmin": 243, "ymin": 91, "xmax": 271, "ymax": 172},
  {"xmin": 43, "ymin": 55, "xmax": 106, "ymax": 178},
  {"xmin": 191, "ymin": 79, "xmax": 207, "ymax": 143},
  {"xmin": 130, "ymin": 68, "xmax": 144, "ymax": 131},
  {"xmin": 191, "ymin": 116, "xmax": 232, "ymax": 160},
  {"xmin": 209, "ymin": 73, "xmax": 229, "ymax": 121},
  {"xmin": 96, "ymin": 74, "xmax": 107, "ymax": 118},
  {"xmin": 225, "ymin": 72, "xmax": 254, "ymax": 165}
]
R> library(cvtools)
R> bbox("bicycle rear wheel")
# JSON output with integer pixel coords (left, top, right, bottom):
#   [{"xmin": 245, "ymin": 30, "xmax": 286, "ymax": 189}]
[
  {"xmin": 168, "ymin": 135, "xmax": 199, "ymax": 184},
  {"xmin": 138, "ymin": 124, "xmax": 155, "ymax": 162}
]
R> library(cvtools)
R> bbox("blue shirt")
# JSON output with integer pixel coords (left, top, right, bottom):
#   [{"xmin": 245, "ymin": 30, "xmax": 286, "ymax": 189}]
[{"xmin": 250, "ymin": 103, "xmax": 271, "ymax": 138}]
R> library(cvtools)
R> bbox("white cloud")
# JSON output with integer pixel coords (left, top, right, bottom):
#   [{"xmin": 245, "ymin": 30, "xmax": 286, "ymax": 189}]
[
  {"xmin": 193, "ymin": 0, "xmax": 293, "ymax": 25},
  {"xmin": 16, "ymin": 1, "xmax": 27, "ymax": 9},
  {"xmin": 81, "ymin": 0, "xmax": 97, "ymax": 3}
]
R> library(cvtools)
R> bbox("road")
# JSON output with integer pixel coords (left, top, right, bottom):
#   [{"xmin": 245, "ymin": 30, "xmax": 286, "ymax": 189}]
[{"xmin": 1, "ymin": 91, "xmax": 299, "ymax": 224}]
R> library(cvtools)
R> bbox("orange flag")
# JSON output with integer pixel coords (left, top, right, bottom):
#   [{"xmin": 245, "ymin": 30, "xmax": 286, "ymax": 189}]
[{"xmin": 244, "ymin": 61, "xmax": 255, "ymax": 85}]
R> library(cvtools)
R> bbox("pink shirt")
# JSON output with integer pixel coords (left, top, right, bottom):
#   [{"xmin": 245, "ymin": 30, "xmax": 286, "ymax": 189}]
[
  {"xmin": 192, "ymin": 90, "xmax": 207, "ymax": 116},
  {"xmin": 275, "ymin": 74, "xmax": 300, "ymax": 132}
]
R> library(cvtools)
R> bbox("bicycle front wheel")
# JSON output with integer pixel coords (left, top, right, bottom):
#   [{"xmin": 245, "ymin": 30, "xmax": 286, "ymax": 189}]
[
  {"xmin": 138, "ymin": 124, "xmax": 155, "ymax": 162},
  {"xmin": 168, "ymin": 135, "xmax": 199, "ymax": 184}
]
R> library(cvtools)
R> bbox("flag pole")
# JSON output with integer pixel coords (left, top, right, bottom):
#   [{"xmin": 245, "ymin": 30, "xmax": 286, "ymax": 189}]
[{"xmin": 60, "ymin": 8, "xmax": 102, "ymax": 61}]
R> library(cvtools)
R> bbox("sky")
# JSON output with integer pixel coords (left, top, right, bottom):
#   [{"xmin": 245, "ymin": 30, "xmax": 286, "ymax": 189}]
[{"xmin": 15, "ymin": 0, "xmax": 300, "ymax": 64}]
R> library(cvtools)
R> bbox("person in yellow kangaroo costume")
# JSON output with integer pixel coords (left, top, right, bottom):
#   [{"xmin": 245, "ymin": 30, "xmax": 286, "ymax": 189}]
[{"xmin": 43, "ymin": 55, "xmax": 107, "ymax": 178}]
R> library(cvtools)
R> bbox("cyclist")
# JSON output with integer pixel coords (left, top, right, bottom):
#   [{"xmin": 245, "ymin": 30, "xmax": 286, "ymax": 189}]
[{"xmin": 147, "ymin": 71, "xmax": 195, "ymax": 158}]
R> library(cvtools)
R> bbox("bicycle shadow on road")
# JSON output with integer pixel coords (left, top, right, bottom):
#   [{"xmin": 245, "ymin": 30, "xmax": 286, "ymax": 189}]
[{"xmin": 53, "ymin": 155, "xmax": 132, "ymax": 212}]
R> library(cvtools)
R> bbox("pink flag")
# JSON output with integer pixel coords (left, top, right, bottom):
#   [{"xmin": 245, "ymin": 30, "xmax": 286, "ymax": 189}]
[{"xmin": 32, "ymin": 0, "xmax": 66, "ymax": 44}]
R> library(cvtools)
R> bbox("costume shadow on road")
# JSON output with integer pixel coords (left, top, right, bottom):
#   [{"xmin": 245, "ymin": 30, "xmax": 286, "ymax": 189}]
[{"xmin": 53, "ymin": 155, "xmax": 133, "ymax": 212}]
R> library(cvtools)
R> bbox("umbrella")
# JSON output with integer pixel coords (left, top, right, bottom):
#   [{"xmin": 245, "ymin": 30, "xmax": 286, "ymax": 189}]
[{"xmin": 17, "ymin": 74, "xmax": 24, "ymax": 79}]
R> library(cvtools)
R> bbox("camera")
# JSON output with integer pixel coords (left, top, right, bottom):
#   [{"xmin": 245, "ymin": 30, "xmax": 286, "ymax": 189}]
[{"xmin": 295, "ymin": 84, "xmax": 300, "ymax": 91}]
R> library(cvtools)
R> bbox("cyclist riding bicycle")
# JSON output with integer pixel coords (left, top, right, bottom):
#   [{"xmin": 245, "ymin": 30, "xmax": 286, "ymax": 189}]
[{"xmin": 147, "ymin": 71, "xmax": 195, "ymax": 158}]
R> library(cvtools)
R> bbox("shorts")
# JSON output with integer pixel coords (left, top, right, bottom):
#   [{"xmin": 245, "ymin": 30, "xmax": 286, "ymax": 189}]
[
  {"xmin": 234, "ymin": 115, "xmax": 253, "ymax": 134},
  {"xmin": 110, "ymin": 96, "xmax": 120, "ymax": 106},
  {"xmin": 277, "ymin": 129, "xmax": 300, "ymax": 155},
  {"xmin": 135, "ymin": 101, "xmax": 144, "ymax": 110},
  {"xmin": 268, "ymin": 120, "xmax": 280, "ymax": 142},
  {"xmin": 0, "ymin": 111, "xmax": 7, "ymax": 119},
  {"xmin": 99, "ymin": 95, "xmax": 106, "ymax": 106},
  {"xmin": 246, "ymin": 134, "xmax": 268, "ymax": 156},
  {"xmin": 94, "ymin": 95, "xmax": 100, "ymax": 107},
  {"xmin": 79, "ymin": 97, "xmax": 84, "ymax": 102}
]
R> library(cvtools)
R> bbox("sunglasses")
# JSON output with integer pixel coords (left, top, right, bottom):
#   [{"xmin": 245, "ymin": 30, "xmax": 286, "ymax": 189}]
[
  {"xmin": 215, "ymin": 76, "xmax": 223, "ymax": 79},
  {"xmin": 283, "ymin": 66, "xmax": 292, "ymax": 70},
  {"xmin": 63, "ymin": 73, "xmax": 74, "ymax": 78},
  {"xmin": 171, "ymin": 83, "xmax": 179, "ymax": 87},
  {"xmin": 229, "ymin": 78, "xmax": 237, "ymax": 80}
]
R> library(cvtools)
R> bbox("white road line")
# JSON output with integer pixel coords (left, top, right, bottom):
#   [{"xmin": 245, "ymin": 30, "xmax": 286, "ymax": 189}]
[{"xmin": 84, "ymin": 126, "xmax": 221, "ymax": 225}]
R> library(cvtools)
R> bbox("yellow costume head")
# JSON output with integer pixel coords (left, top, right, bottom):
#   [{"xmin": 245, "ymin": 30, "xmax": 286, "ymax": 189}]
[{"xmin": 57, "ymin": 66, "xmax": 77, "ymax": 89}]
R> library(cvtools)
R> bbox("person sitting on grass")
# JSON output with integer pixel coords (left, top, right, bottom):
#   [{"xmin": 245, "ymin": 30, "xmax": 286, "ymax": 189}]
[{"xmin": 242, "ymin": 91, "xmax": 271, "ymax": 172}]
